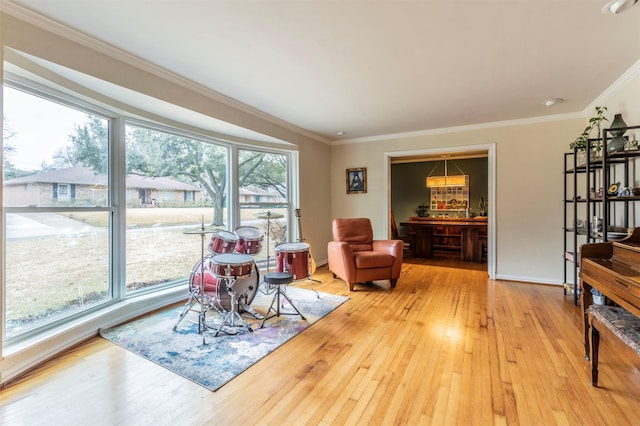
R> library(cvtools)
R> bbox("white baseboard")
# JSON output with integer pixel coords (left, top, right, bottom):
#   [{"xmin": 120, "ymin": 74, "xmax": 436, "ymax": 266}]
[{"xmin": 494, "ymin": 274, "xmax": 563, "ymax": 286}]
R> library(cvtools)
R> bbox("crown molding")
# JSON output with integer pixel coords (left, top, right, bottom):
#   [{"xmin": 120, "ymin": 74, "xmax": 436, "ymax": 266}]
[
  {"xmin": 332, "ymin": 112, "xmax": 584, "ymax": 145},
  {"xmin": 331, "ymin": 60, "xmax": 640, "ymax": 146},
  {"xmin": 585, "ymin": 59, "xmax": 640, "ymax": 115},
  {"xmin": 0, "ymin": 2, "xmax": 330, "ymax": 145}
]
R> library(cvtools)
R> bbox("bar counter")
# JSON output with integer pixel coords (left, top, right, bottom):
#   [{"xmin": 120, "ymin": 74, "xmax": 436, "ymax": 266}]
[{"xmin": 400, "ymin": 216, "xmax": 487, "ymax": 262}]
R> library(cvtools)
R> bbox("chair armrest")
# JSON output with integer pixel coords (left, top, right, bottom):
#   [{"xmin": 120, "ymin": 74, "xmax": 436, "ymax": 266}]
[
  {"xmin": 373, "ymin": 239, "xmax": 403, "ymax": 256},
  {"xmin": 327, "ymin": 241, "xmax": 356, "ymax": 283},
  {"xmin": 373, "ymin": 240, "xmax": 404, "ymax": 278}
]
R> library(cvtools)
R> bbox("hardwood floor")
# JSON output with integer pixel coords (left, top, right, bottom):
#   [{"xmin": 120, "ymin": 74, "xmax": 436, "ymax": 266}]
[{"xmin": 2, "ymin": 254, "xmax": 640, "ymax": 425}]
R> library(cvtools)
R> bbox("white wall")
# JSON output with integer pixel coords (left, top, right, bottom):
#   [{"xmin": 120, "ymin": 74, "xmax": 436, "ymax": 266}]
[{"xmin": 330, "ymin": 64, "xmax": 640, "ymax": 285}]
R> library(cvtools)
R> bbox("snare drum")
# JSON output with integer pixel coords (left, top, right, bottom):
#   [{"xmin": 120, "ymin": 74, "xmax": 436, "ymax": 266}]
[
  {"xmin": 210, "ymin": 253, "xmax": 254, "ymax": 277},
  {"xmin": 275, "ymin": 242, "xmax": 310, "ymax": 280},
  {"xmin": 189, "ymin": 255, "xmax": 259, "ymax": 311},
  {"xmin": 234, "ymin": 226, "xmax": 264, "ymax": 255},
  {"xmin": 208, "ymin": 230, "xmax": 238, "ymax": 254}
]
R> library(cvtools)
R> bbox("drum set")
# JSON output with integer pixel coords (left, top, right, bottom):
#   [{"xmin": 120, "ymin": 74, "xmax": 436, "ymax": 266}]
[{"xmin": 173, "ymin": 212, "xmax": 316, "ymax": 343}]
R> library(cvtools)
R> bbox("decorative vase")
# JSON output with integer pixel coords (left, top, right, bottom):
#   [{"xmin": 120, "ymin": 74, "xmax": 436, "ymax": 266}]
[{"xmin": 607, "ymin": 113, "xmax": 627, "ymax": 153}]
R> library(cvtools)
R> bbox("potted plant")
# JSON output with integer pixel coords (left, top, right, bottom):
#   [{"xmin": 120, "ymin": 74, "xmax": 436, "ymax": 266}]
[
  {"xmin": 478, "ymin": 196, "xmax": 487, "ymax": 216},
  {"xmin": 570, "ymin": 106, "xmax": 608, "ymax": 166},
  {"xmin": 416, "ymin": 204, "xmax": 428, "ymax": 217}
]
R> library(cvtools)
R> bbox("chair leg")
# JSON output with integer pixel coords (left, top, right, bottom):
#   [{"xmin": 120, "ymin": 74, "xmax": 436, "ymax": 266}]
[
  {"xmin": 591, "ymin": 324, "xmax": 600, "ymax": 387},
  {"xmin": 349, "ymin": 282, "xmax": 354, "ymax": 291},
  {"xmin": 390, "ymin": 279, "xmax": 398, "ymax": 288}
]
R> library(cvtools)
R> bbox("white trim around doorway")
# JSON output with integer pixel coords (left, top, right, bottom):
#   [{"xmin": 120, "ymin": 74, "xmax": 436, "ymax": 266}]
[{"xmin": 384, "ymin": 143, "xmax": 496, "ymax": 279}]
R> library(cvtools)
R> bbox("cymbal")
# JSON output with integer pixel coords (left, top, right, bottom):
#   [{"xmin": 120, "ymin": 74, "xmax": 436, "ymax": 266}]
[
  {"xmin": 255, "ymin": 211, "xmax": 284, "ymax": 219},
  {"xmin": 183, "ymin": 226, "xmax": 219, "ymax": 235}
]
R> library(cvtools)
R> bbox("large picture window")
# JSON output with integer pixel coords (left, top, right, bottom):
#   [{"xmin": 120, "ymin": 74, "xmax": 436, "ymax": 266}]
[
  {"xmin": 124, "ymin": 123, "xmax": 230, "ymax": 294},
  {"xmin": 3, "ymin": 86, "xmax": 113, "ymax": 337},
  {"xmin": 2, "ymin": 76, "xmax": 294, "ymax": 342}
]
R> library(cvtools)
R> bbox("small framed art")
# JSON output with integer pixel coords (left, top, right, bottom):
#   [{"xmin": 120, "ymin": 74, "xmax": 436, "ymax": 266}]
[{"xmin": 346, "ymin": 167, "xmax": 367, "ymax": 194}]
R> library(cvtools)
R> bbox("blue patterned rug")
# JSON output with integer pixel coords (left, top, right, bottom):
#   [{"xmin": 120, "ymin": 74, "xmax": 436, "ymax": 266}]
[{"xmin": 100, "ymin": 286, "xmax": 348, "ymax": 391}]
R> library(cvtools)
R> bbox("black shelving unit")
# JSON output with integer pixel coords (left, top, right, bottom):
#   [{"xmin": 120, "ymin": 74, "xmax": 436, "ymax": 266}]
[{"xmin": 563, "ymin": 123, "xmax": 640, "ymax": 306}]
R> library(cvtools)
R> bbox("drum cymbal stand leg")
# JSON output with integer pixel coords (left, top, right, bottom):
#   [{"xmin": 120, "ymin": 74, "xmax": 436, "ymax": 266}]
[
  {"xmin": 173, "ymin": 288, "xmax": 199, "ymax": 331},
  {"xmin": 307, "ymin": 274, "xmax": 321, "ymax": 299},
  {"xmin": 173, "ymin": 289, "xmax": 216, "ymax": 345},
  {"xmin": 305, "ymin": 255, "xmax": 321, "ymax": 299}
]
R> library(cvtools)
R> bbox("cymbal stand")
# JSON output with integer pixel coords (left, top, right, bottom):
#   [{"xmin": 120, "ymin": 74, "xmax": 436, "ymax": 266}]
[
  {"xmin": 259, "ymin": 211, "xmax": 277, "ymax": 295},
  {"xmin": 266, "ymin": 211, "xmax": 272, "ymax": 273},
  {"xmin": 173, "ymin": 217, "xmax": 213, "ymax": 343}
]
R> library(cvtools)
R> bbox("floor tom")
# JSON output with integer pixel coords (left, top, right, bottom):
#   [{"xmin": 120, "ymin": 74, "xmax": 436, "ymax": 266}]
[{"xmin": 275, "ymin": 242, "xmax": 310, "ymax": 281}]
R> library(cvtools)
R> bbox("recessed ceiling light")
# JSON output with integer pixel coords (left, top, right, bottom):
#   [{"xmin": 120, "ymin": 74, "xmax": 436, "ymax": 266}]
[
  {"xmin": 602, "ymin": 0, "xmax": 638, "ymax": 14},
  {"xmin": 543, "ymin": 98, "xmax": 565, "ymax": 107},
  {"xmin": 336, "ymin": 131, "xmax": 347, "ymax": 136}
]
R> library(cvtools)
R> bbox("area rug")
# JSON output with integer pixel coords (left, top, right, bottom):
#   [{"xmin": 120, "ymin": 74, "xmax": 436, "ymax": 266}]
[{"xmin": 100, "ymin": 286, "xmax": 348, "ymax": 391}]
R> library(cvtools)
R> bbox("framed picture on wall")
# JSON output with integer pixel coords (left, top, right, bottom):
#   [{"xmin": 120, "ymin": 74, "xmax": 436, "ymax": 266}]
[{"xmin": 346, "ymin": 167, "xmax": 367, "ymax": 194}]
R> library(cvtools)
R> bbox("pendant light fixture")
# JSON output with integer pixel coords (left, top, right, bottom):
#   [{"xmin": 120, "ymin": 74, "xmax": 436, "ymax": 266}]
[{"xmin": 426, "ymin": 160, "xmax": 469, "ymax": 187}]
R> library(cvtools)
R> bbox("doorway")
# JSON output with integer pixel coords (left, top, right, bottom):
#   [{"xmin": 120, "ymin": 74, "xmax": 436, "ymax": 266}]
[{"xmin": 384, "ymin": 143, "xmax": 496, "ymax": 279}]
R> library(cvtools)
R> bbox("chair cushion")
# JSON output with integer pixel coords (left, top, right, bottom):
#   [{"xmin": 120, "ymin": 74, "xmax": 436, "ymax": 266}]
[{"xmin": 354, "ymin": 251, "xmax": 394, "ymax": 269}]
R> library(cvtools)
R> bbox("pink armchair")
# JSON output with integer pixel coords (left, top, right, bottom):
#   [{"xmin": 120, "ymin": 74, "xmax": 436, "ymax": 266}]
[{"xmin": 327, "ymin": 218, "xmax": 403, "ymax": 291}]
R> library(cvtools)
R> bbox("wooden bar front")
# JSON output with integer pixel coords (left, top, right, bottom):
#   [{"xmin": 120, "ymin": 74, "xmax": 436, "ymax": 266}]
[{"xmin": 400, "ymin": 217, "xmax": 487, "ymax": 262}]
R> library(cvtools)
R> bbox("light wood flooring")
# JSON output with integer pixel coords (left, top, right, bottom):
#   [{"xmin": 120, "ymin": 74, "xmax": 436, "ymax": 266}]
[{"xmin": 2, "ymin": 254, "xmax": 640, "ymax": 425}]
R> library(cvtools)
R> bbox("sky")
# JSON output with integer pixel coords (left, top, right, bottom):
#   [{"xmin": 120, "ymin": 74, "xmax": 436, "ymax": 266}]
[{"xmin": 3, "ymin": 86, "xmax": 90, "ymax": 171}]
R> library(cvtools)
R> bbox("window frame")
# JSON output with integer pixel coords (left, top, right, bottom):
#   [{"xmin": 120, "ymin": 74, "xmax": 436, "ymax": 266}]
[{"xmin": 2, "ymin": 75, "xmax": 297, "ymax": 346}]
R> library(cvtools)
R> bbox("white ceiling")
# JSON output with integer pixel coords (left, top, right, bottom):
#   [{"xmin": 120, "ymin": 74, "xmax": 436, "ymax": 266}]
[{"xmin": 6, "ymin": 0, "xmax": 640, "ymax": 143}]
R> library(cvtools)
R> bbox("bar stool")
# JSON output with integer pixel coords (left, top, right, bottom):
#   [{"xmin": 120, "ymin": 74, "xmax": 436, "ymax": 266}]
[{"xmin": 261, "ymin": 272, "xmax": 306, "ymax": 328}]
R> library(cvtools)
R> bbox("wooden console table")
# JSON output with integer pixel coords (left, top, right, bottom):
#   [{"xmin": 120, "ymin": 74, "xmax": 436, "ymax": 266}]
[{"xmin": 400, "ymin": 217, "xmax": 487, "ymax": 262}]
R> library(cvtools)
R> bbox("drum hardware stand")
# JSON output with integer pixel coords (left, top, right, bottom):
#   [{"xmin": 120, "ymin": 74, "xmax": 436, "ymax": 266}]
[
  {"xmin": 294, "ymin": 208, "xmax": 320, "ymax": 298},
  {"xmin": 305, "ymin": 272, "xmax": 321, "ymax": 299},
  {"xmin": 174, "ymin": 217, "xmax": 216, "ymax": 341},
  {"xmin": 261, "ymin": 272, "xmax": 306, "ymax": 328},
  {"xmin": 256, "ymin": 211, "xmax": 283, "ymax": 296},
  {"xmin": 212, "ymin": 275, "xmax": 254, "ymax": 337},
  {"xmin": 239, "ymin": 292, "xmax": 264, "ymax": 320}
]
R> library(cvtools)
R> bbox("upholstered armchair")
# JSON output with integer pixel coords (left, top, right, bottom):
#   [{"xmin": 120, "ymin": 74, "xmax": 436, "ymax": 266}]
[{"xmin": 327, "ymin": 218, "xmax": 403, "ymax": 291}]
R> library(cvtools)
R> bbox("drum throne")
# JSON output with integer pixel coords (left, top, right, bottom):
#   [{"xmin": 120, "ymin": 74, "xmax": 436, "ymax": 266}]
[
  {"xmin": 260, "ymin": 271, "xmax": 306, "ymax": 328},
  {"xmin": 327, "ymin": 218, "xmax": 403, "ymax": 291}
]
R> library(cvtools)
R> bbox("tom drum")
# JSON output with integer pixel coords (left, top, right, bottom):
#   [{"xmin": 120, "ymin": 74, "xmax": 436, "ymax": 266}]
[
  {"xmin": 208, "ymin": 230, "xmax": 238, "ymax": 254},
  {"xmin": 234, "ymin": 226, "xmax": 264, "ymax": 255}
]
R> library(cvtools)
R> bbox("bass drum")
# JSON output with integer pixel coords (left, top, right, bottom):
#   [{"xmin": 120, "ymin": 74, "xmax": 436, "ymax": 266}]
[{"xmin": 189, "ymin": 255, "xmax": 259, "ymax": 311}]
